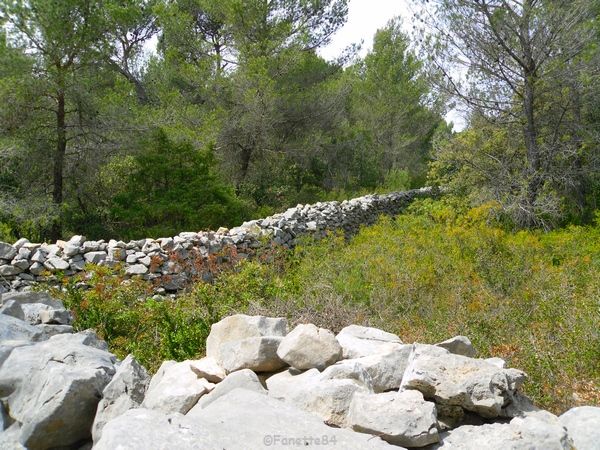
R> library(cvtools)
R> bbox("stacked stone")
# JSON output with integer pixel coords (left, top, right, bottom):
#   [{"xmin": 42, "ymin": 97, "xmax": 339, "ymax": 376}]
[
  {"xmin": 0, "ymin": 187, "xmax": 433, "ymax": 293},
  {"xmin": 4, "ymin": 297, "xmax": 598, "ymax": 449}
]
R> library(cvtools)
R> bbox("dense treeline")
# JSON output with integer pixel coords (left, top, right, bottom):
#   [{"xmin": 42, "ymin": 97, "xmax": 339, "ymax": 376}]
[
  {"xmin": 0, "ymin": 0, "xmax": 598, "ymax": 241},
  {"xmin": 0, "ymin": 0, "xmax": 442, "ymax": 241}
]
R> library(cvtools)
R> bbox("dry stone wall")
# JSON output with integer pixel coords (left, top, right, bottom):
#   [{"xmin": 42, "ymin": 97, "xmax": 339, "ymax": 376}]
[{"xmin": 0, "ymin": 188, "xmax": 434, "ymax": 293}]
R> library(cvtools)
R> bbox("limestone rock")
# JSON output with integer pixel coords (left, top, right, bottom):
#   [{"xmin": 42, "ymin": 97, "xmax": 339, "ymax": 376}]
[
  {"xmin": 267, "ymin": 367, "xmax": 371, "ymax": 427},
  {"xmin": 333, "ymin": 344, "xmax": 413, "ymax": 392},
  {"xmin": 348, "ymin": 389, "xmax": 439, "ymax": 447},
  {"xmin": 94, "ymin": 408, "xmax": 220, "ymax": 450},
  {"xmin": 0, "ymin": 314, "xmax": 44, "ymax": 343},
  {"xmin": 44, "ymin": 256, "xmax": 70, "ymax": 271},
  {"xmin": 84, "ymin": 251, "xmax": 107, "ymax": 264},
  {"xmin": 190, "ymin": 368, "xmax": 266, "ymax": 411},
  {"xmin": 434, "ymin": 414, "xmax": 572, "ymax": 449},
  {"xmin": 0, "ymin": 332, "xmax": 116, "ymax": 449},
  {"xmin": 559, "ymin": 406, "xmax": 600, "ymax": 450},
  {"xmin": 217, "ymin": 336, "xmax": 286, "ymax": 373},
  {"xmin": 189, "ymin": 357, "xmax": 226, "ymax": 383},
  {"xmin": 0, "ymin": 242, "xmax": 17, "ymax": 260},
  {"xmin": 125, "ymin": 264, "xmax": 148, "ymax": 275},
  {"xmin": 336, "ymin": 324, "xmax": 402, "ymax": 359},
  {"xmin": 435, "ymin": 335, "xmax": 477, "ymax": 357},
  {"xmin": 92, "ymin": 354, "xmax": 150, "ymax": 442},
  {"xmin": 401, "ymin": 344, "xmax": 527, "ymax": 418},
  {"xmin": 188, "ymin": 388, "xmax": 395, "ymax": 449},
  {"xmin": 142, "ymin": 360, "xmax": 214, "ymax": 414},
  {"xmin": 277, "ymin": 323, "xmax": 343, "ymax": 370},
  {"xmin": 205, "ymin": 314, "xmax": 287, "ymax": 359}
]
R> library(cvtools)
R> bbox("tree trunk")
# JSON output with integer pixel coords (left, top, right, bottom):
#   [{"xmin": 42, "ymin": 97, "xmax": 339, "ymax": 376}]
[{"xmin": 50, "ymin": 85, "xmax": 67, "ymax": 241}]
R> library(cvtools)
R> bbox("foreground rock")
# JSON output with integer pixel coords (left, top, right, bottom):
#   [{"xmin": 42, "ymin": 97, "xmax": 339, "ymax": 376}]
[
  {"xmin": 401, "ymin": 344, "xmax": 526, "ymax": 418},
  {"xmin": 206, "ymin": 314, "xmax": 288, "ymax": 372},
  {"xmin": 277, "ymin": 323, "xmax": 343, "ymax": 370},
  {"xmin": 434, "ymin": 413, "xmax": 572, "ymax": 449},
  {"xmin": 92, "ymin": 354, "xmax": 150, "ymax": 442},
  {"xmin": 94, "ymin": 408, "xmax": 220, "ymax": 450},
  {"xmin": 267, "ymin": 366, "xmax": 373, "ymax": 427},
  {"xmin": 336, "ymin": 324, "xmax": 402, "ymax": 359},
  {"xmin": 559, "ymin": 406, "xmax": 600, "ymax": 450},
  {"xmin": 0, "ymin": 332, "xmax": 116, "ymax": 449},
  {"xmin": 435, "ymin": 335, "xmax": 477, "ymax": 357},
  {"xmin": 142, "ymin": 360, "xmax": 214, "ymax": 414},
  {"xmin": 333, "ymin": 344, "xmax": 413, "ymax": 392},
  {"xmin": 190, "ymin": 368, "xmax": 266, "ymax": 411},
  {"xmin": 348, "ymin": 389, "xmax": 439, "ymax": 447},
  {"xmin": 187, "ymin": 388, "xmax": 395, "ymax": 449}
]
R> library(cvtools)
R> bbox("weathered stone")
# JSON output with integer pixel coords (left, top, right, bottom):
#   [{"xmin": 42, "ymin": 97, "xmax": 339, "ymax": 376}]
[
  {"xmin": 434, "ymin": 414, "xmax": 572, "ymax": 449},
  {"xmin": 38, "ymin": 306, "xmax": 73, "ymax": 325},
  {"xmin": 84, "ymin": 251, "xmax": 107, "ymax": 264},
  {"xmin": 401, "ymin": 344, "xmax": 527, "ymax": 418},
  {"xmin": 187, "ymin": 388, "xmax": 395, "ymax": 449},
  {"xmin": 13, "ymin": 238, "xmax": 29, "ymax": 250},
  {"xmin": 0, "ymin": 314, "xmax": 44, "ymax": 343},
  {"xmin": 94, "ymin": 408, "xmax": 220, "ymax": 450},
  {"xmin": 267, "ymin": 367, "xmax": 372, "ymax": 427},
  {"xmin": 559, "ymin": 406, "xmax": 600, "ymax": 450},
  {"xmin": 435, "ymin": 335, "xmax": 477, "ymax": 357},
  {"xmin": 336, "ymin": 324, "xmax": 402, "ymax": 359},
  {"xmin": 189, "ymin": 357, "xmax": 226, "ymax": 383},
  {"xmin": 92, "ymin": 354, "xmax": 150, "ymax": 442},
  {"xmin": 190, "ymin": 368, "xmax": 266, "ymax": 411},
  {"xmin": 44, "ymin": 257, "xmax": 70, "ymax": 271},
  {"xmin": 142, "ymin": 360, "xmax": 214, "ymax": 414},
  {"xmin": 0, "ymin": 332, "xmax": 116, "ymax": 449},
  {"xmin": 217, "ymin": 336, "xmax": 287, "ymax": 373},
  {"xmin": 206, "ymin": 314, "xmax": 287, "ymax": 358},
  {"xmin": 277, "ymin": 323, "xmax": 343, "ymax": 370},
  {"xmin": 348, "ymin": 389, "xmax": 439, "ymax": 447},
  {"xmin": 0, "ymin": 242, "xmax": 17, "ymax": 260},
  {"xmin": 333, "ymin": 344, "xmax": 413, "ymax": 392},
  {"xmin": 0, "ymin": 265, "xmax": 21, "ymax": 276},
  {"xmin": 11, "ymin": 259, "xmax": 30, "ymax": 270},
  {"xmin": 125, "ymin": 264, "xmax": 148, "ymax": 275},
  {"xmin": 63, "ymin": 243, "xmax": 80, "ymax": 257},
  {"xmin": 67, "ymin": 235, "xmax": 86, "ymax": 247}
]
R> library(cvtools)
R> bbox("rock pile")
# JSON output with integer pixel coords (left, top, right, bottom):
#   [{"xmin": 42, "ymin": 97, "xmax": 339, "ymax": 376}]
[
  {"xmin": 0, "ymin": 188, "xmax": 433, "ymax": 293},
  {"xmin": 1, "ymin": 296, "xmax": 598, "ymax": 449}
]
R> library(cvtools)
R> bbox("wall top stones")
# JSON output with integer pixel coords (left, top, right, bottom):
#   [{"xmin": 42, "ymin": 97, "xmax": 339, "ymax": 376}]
[{"xmin": 0, "ymin": 187, "xmax": 435, "ymax": 293}]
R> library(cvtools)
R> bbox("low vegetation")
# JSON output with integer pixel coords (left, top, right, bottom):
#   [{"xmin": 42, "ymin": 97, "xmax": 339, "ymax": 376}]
[{"xmin": 54, "ymin": 198, "xmax": 600, "ymax": 414}]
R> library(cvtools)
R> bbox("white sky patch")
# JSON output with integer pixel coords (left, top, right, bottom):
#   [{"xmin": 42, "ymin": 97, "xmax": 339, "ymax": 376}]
[{"xmin": 319, "ymin": 0, "xmax": 467, "ymax": 131}]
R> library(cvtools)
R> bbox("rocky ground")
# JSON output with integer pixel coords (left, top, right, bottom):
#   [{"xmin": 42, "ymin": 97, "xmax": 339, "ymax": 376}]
[{"xmin": 0, "ymin": 290, "xmax": 598, "ymax": 449}]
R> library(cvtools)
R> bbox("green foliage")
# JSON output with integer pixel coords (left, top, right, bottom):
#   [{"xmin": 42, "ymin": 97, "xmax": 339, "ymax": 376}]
[{"xmin": 107, "ymin": 130, "xmax": 248, "ymax": 239}]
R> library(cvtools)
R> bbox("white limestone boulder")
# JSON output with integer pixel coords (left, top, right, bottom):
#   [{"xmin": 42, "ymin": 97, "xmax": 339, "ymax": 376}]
[
  {"xmin": 189, "ymin": 357, "xmax": 226, "ymax": 383},
  {"xmin": 0, "ymin": 332, "xmax": 116, "ymax": 449},
  {"xmin": 92, "ymin": 354, "xmax": 151, "ymax": 442},
  {"xmin": 336, "ymin": 324, "xmax": 402, "ymax": 359},
  {"xmin": 277, "ymin": 323, "xmax": 343, "ymax": 370},
  {"xmin": 434, "ymin": 414, "xmax": 572, "ymax": 449},
  {"xmin": 205, "ymin": 314, "xmax": 287, "ymax": 359},
  {"xmin": 217, "ymin": 336, "xmax": 286, "ymax": 373},
  {"xmin": 348, "ymin": 389, "xmax": 439, "ymax": 447},
  {"xmin": 188, "ymin": 388, "xmax": 396, "ymax": 449},
  {"xmin": 142, "ymin": 360, "xmax": 214, "ymax": 414},
  {"xmin": 266, "ymin": 364, "xmax": 374, "ymax": 427},
  {"xmin": 189, "ymin": 368, "xmax": 266, "ymax": 411},
  {"xmin": 559, "ymin": 406, "xmax": 600, "ymax": 450},
  {"xmin": 435, "ymin": 335, "xmax": 477, "ymax": 357},
  {"xmin": 332, "ymin": 344, "xmax": 413, "ymax": 392},
  {"xmin": 401, "ymin": 344, "xmax": 527, "ymax": 418},
  {"xmin": 94, "ymin": 408, "xmax": 220, "ymax": 450}
]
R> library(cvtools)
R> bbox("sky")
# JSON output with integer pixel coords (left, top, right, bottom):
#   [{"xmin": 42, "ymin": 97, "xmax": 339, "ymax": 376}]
[
  {"xmin": 318, "ymin": 0, "xmax": 467, "ymax": 130},
  {"xmin": 318, "ymin": 0, "xmax": 416, "ymax": 60}
]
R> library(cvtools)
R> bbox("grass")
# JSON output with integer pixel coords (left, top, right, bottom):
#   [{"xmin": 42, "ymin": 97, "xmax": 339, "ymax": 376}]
[{"xmin": 54, "ymin": 198, "xmax": 600, "ymax": 413}]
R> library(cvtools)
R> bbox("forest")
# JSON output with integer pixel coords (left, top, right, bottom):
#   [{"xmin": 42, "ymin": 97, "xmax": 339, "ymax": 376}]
[{"xmin": 1, "ymin": 0, "xmax": 597, "ymax": 242}]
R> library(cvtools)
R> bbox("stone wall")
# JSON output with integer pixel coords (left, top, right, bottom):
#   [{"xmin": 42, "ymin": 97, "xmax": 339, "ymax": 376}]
[{"xmin": 0, "ymin": 187, "xmax": 435, "ymax": 293}]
